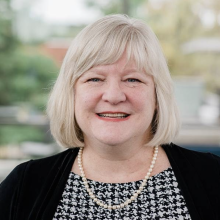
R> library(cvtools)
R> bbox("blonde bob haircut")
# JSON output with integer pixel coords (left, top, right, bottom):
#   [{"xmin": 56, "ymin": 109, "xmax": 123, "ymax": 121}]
[{"xmin": 47, "ymin": 14, "xmax": 180, "ymax": 148}]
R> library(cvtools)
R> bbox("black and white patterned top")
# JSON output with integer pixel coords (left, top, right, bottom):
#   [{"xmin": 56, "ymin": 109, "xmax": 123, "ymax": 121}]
[{"xmin": 53, "ymin": 167, "xmax": 191, "ymax": 219}]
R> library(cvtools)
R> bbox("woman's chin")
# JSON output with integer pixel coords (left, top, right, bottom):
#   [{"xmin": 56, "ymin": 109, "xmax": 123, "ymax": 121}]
[{"xmin": 95, "ymin": 135, "xmax": 132, "ymax": 147}]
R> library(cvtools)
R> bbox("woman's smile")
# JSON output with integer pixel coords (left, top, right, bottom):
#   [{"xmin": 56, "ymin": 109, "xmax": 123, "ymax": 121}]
[{"xmin": 96, "ymin": 112, "xmax": 131, "ymax": 122}]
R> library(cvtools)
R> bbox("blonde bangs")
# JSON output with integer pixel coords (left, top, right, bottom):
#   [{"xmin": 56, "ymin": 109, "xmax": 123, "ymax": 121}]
[{"xmin": 71, "ymin": 25, "xmax": 134, "ymax": 78}]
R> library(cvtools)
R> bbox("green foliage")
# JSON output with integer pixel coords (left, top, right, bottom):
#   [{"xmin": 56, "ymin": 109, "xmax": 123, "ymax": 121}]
[
  {"xmin": 86, "ymin": 0, "xmax": 121, "ymax": 15},
  {"xmin": 85, "ymin": 0, "xmax": 146, "ymax": 16},
  {"xmin": 0, "ymin": 0, "xmax": 17, "ymax": 52},
  {"xmin": 0, "ymin": 0, "xmax": 58, "ymax": 147},
  {"xmin": 0, "ymin": 0, "xmax": 59, "ymax": 110},
  {"xmin": 145, "ymin": 0, "xmax": 220, "ymax": 91},
  {"xmin": 0, "ymin": 125, "xmax": 44, "ymax": 144},
  {"xmin": 0, "ymin": 49, "xmax": 59, "ymax": 109}
]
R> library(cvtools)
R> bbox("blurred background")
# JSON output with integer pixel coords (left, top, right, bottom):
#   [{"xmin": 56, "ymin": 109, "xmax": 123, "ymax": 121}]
[{"xmin": 0, "ymin": 0, "xmax": 220, "ymax": 181}]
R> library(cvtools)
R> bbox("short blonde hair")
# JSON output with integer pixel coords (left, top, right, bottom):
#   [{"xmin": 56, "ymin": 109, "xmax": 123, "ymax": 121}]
[{"xmin": 47, "ymin": 14, "xmax": 180, "ymax": 148}]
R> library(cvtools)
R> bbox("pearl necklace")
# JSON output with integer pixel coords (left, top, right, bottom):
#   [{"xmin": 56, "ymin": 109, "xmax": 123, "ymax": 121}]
[{"xmin": 77, "ymin": 145, "xmax": 159, "ymax": 210}]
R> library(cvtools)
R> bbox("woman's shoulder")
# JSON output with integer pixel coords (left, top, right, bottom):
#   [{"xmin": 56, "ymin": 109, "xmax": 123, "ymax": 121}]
[
  {"xmin": 1, "ymin": 148, "xmax": 79, "ymax": 186},
  {"xmin": 164, "ymin": 142, "xmax": 220, "ymax": 160},
  {"xmin": 163, "ymin": 143, "xmax": 220, "ymax": 175},
  {"xmin": 25, "ymin": 147, "xmax": 79, "ymax": 170}
]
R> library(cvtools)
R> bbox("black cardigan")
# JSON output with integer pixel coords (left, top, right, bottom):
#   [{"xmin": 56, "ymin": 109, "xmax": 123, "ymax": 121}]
[{"xmin": 0, "ymin": 143, "xmax": 220, "ymax": 220}]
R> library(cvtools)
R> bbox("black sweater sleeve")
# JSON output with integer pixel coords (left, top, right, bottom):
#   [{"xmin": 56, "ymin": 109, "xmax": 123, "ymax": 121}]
[{"xmin": 0, "ymin": 161, "xmax": 30, "ymax": 220}]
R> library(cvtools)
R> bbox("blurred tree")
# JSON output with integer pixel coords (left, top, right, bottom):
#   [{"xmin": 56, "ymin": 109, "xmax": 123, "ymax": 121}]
[
  {"xmin": 0, "ymin": 48, "xmax": 58, "ymax": 109},
  {"xmin": 146, "ymin": 0, "xmax": 220, "ymax": 91},
  {"xmin": 142, "ymin": 0, "xmax": 204, "ymax": 74},
  {"xmin": 85, "ymin": 0, "xmax": 146, "ymax": 17},
  {"xmin": 0, "ymin": 0, "xmax": 58, "ymax": 146},
  {"xmin": 0, "ymin": 0, "xmax": 17, "ymax": 51},
  {"xmin": 0, "ymin": 0, "xmax": 59, "ymax": 109},
  {"xmin": 0, "ymin": 125, "xmax": 44, "ymax": 145}
]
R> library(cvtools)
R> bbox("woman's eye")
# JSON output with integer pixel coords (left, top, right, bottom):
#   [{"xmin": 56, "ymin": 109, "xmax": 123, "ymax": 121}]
[
  {"xmin": 127, "ymin": 78, "xmax": 141, "ymax": 83},
  {"xmin": 87, "ymin": 78, "xmax": 101, "ymax": 82}
]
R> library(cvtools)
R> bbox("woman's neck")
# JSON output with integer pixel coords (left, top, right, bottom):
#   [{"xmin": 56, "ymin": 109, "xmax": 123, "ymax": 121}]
[{"xmin": 72, "ymin": 141, "xmax": 163, "ymax": 183}]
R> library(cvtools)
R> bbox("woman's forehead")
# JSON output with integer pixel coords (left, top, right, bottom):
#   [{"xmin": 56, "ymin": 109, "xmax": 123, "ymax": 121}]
[{"xmin": 91, "ymin": 60, "xmax": 138, "ymax": 73}]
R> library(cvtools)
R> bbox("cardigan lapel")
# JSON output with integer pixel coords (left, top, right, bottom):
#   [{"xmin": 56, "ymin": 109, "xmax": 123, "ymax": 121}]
[
  {"xmin": 37, "ymin": 148, "xmax": 79, "ymax": 220},
  {"xmin": 163, "ymin": 144, "xmax": 216, "ymax": 220}
]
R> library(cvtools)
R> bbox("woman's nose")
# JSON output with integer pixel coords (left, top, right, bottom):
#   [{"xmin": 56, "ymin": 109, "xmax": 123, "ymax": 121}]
[{"xmin": 102, "ymin": 81, "xmax": 126, "ymax": 104}]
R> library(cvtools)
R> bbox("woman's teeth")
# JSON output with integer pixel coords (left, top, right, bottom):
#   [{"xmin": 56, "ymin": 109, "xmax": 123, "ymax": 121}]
[{"xmin": 98, "ymin": 113, "xmax": 129, "ymax": 118}]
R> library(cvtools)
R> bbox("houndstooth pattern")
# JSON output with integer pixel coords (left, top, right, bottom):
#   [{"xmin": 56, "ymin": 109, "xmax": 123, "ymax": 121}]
[{"xmin": 53, "ymin": 167, "xmax": 191, "ymax": 220}]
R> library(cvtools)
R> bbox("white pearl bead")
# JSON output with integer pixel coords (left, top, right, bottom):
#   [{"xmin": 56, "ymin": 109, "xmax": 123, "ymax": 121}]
[
  {"xmin": 134, "ymin": 193, "xmax": 138, "ymax": 197},
  {"xmin": 104, "ymin": 204, "xmax": 108, "ymax": 208},
  {"xmin": 113, "ymin": 205, "xmax": 117, "ymax": 209},
  {"xmin": 116, "ymin": 205, "xmax": 120, "ymax": 209},
  {"xmin": 124, "ymin": 201, "xmax": 128, "ymax": 206}
]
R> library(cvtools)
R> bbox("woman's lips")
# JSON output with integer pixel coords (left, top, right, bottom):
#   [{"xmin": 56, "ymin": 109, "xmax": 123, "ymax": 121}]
[
  {"xmin": 97, "ymin": 113, "xmax": 129, "ymax": 118},
  {"xmin": 96, "ymin": 112, "xmax": 130, "ymax": 121}
]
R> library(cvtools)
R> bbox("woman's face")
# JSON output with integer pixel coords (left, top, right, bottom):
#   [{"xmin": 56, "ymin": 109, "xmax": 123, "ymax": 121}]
[{"xmin": 74, "ymin": 53, "xmax": 157, "ymax": 147}]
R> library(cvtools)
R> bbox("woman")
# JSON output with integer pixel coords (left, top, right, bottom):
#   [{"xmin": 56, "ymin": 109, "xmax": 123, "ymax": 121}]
[{"xmin": 0, "ymin": 14, "xmax": 220, "ymax": 220}]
